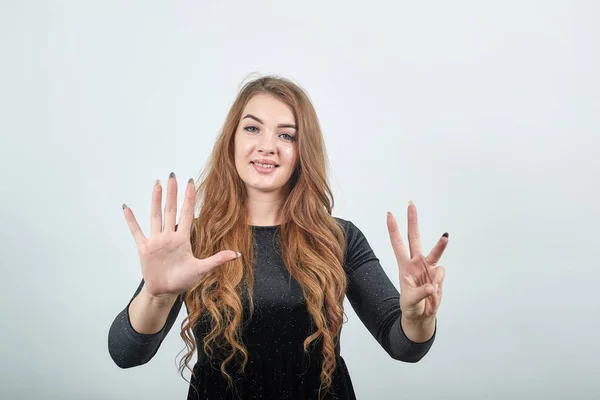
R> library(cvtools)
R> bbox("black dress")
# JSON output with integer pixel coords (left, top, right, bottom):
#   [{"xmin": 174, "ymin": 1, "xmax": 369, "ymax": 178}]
[{"xmin": 108, "ymin": 218, "xmax": 436, "ymax": 399}]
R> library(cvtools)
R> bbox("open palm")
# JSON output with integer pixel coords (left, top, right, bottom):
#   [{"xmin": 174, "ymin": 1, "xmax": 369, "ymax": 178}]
[{"xmin": 122, "ymin": 173, "xmax": 240, "ymax": 297}]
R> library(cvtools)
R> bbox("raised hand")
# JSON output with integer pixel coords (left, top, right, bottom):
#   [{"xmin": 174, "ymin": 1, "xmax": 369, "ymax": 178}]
[
  {"xmin": 122, "ymin": 172, "xmax": 240, "ymax": 298},
  {"xmin": 387, "ymin": 201, "xmax": 448, "ymax": 322}
]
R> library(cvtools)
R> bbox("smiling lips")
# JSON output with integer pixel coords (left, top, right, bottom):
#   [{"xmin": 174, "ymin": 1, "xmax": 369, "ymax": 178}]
[
  {"xmin": 251, "ymin": 159, "xmax": 279, "ymax": 174},
  {"xmin": 252, "ymin": 162, "xmax": 277, "ymax": 174}
]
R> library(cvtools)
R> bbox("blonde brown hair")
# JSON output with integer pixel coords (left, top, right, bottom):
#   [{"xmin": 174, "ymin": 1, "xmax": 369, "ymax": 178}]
[{"xmin": 179, "ymin": 75, "xmax": 347, "ymax": 395}]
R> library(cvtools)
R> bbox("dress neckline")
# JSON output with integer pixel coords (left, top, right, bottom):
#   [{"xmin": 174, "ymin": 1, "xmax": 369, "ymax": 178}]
[{"xmin": 250, "ymin": 225, "xmax": 281, "ymax": 230}]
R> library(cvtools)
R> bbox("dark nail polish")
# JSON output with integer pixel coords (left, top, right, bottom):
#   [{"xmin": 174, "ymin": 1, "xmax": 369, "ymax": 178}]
[
  {"xmin": 122, "ymin": 203, "xmax": 127, "ymax": 209},
  {"xmin": 188, "ymin": 178, "xmax": 194, "ymax": 184},
  {"xmin": 169, "ymin": 172, "xmax": 175, "ymax": 179},
  {"xmin": 442, "ymin": 232, "xmax": 449, "ymax": 238}
]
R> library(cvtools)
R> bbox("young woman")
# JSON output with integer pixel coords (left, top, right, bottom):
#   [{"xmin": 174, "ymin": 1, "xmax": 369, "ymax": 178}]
[{"xmin": 108, "ymin": 76, "xmax": 448, "ymax": 399}]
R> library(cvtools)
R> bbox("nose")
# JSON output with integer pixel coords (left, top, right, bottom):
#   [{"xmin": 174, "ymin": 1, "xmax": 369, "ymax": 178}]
[
  {"xmin": 258, "ymin": 147, "xmax": 275, "ymax": 155},
  {"xmin": 257, "ymin": 130, "xmax": 276, "ymax": 155}
]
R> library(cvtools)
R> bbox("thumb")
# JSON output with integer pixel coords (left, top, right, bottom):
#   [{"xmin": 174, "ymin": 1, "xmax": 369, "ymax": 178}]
[
  {"xmin": 197, "ymin": 250, "xmax": 242, "ymax": 273},
  {"xmin": 404, "ymin": 283, "xmax": 436, "ymax": 306},
  {"xmin": 205, "ymin": 250, "xmax": 241, "ymax": 267}
]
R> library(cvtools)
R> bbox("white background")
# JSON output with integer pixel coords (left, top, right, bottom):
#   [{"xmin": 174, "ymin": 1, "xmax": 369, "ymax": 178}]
[{"xmin": 1, "ymin": 1, "xmax": 599, "ymax": 399}]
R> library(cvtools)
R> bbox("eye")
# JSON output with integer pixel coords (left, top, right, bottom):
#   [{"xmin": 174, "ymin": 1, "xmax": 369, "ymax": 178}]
[
  {"xmin": 244, "ymin": 126, "xmax": 259, "ymax": 133},
  {"xmin": 280, "ymin": 133, "xmax": 296, "ymax": 142}
]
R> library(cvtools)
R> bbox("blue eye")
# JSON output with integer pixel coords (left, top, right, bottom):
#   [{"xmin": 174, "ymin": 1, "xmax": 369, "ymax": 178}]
[{"xmin": 244, "ymin": 126, "xmax": 296, "ymax": 142}]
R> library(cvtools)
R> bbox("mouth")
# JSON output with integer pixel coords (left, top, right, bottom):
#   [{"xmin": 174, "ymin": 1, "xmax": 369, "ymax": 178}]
[
  {"xmin": 251, "ymin": 161, "xmax": 279, "ymax": 169},
  {"xmin": 251, "ymin": 161, "xmax": 279, "ymax": 174}
]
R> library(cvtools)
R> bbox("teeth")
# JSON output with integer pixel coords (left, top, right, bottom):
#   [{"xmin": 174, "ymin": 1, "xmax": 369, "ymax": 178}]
[{"xmin": 254, "ymin": 162, "xmax": 275, "ymax": 169}]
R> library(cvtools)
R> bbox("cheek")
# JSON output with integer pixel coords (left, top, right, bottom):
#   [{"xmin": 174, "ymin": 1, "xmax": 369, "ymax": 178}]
[
  {"xmin": 234, "ymin": 135, "xmax": 254, "ymax": 159},
  {"xmin": 238, "ymin": 139, "xmax": 254, "ymax": 157},
  {"xmin": 280, "ymin": 146, "xmax": 296, "ymax": 164},
  {"xmin": 243, "ymin": 142, "xmax": 254, "ymax": 156}
]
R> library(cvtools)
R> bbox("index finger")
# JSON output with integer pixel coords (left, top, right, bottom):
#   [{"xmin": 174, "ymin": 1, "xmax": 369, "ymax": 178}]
[
  {"xmin": 177, "ymin": 177, "xmax": 197, "ymax": 236},
  {"xmin": 387, "ymin": 211, "xmax": 409, "ymax": 263}
]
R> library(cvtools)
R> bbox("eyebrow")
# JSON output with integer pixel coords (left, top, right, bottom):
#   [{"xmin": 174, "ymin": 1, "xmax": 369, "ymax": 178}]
[{"xmin": 242, "ymin": 114, "xmax": 297, "ymax": 130}]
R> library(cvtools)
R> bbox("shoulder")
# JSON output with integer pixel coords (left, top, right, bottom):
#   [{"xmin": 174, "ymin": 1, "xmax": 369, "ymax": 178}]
[
  {"xmin": 333, "ymin": 216, "xmax": 377, "ymax": 272},
  {"xmin": 333, "ymin": 216, "xmax": 365, "ymax": 243}
]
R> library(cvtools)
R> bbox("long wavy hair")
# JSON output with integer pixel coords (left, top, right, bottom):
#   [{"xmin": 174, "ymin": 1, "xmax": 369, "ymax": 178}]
[{"xmin": 178, "ymin": 75, "xmax": 347, "ymax": 396}]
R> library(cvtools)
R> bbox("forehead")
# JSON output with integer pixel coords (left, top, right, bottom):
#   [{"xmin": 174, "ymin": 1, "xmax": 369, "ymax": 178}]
[{"xmin": 242, "ymin": 93, "xmax": 295, "ymax": 124}]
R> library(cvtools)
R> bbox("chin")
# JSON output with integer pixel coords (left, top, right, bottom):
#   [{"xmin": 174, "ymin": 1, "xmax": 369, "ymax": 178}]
[
  {"xmin": 249, "ymin": 183, "xmax": 284, "ymax": 193},
  {"xmin": 244, "ymin": 178, "xmax": 292, "ymax": 194}
]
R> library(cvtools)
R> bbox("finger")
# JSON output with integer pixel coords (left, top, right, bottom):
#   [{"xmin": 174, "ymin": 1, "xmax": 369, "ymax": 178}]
[
  {"xmin": 195, "ymin": 250, "xmax": 242, "ymax": 277},
  {"xmin": 432, "ymin": 265, "xmax": 446, "ymax": 285},
  {"xmin": 425, "ymin": 233, "xmax": 449, "ymax": 265},
  {"xmin": 177, "ymin": 178, "xmax": 197, "ymax": 236},
  {"xmin": 163, "ymin": 172, "xmax": 178, "ymax": 231},
  {"xmin": 407, "ymin": 201, "xmax": 421, "ymax": 257},
  {"xmin": 437, "ymin": 270, "xmax": 445, "ymax": 301},
  {"xmin": 403, "ymin": 283, "xmax": 436, "ymax": 307},
  {"xmin": 429, "ymin": 264, "xmax": 445, "ymax": 300},
  {"xmin": 430, "ymin": 267, "xmax": 445, "ymax": 311},
  {"xmin": 387, "ymin": 211, "xmax": 409, "ymax": 263},
  {"xmin": 150, "ymin": 179, "xmax": 162, "ymax": 236},
  {"xmin": 123, "ymin": 204, "xmax": 146, "ymax": 248}
]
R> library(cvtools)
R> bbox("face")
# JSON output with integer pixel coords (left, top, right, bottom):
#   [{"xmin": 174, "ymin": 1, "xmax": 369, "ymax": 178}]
[{"xmin": 234, "ymin": 93, "xmax": 298, "ymax": 197}]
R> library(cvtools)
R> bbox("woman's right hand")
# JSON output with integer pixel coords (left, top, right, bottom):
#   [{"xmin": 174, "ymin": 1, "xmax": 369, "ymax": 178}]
[{"xmin": 122, "ymin": 172, "xmax": 240, "ymax": 298}]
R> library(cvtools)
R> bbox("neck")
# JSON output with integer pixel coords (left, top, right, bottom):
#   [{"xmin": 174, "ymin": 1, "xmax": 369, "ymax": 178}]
[{"xmin": 246, "ymin": 188, "xmax": 287, "ymax": 226}]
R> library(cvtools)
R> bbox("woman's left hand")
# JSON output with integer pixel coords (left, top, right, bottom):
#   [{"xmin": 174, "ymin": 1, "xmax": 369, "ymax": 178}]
[{"xmin": 387, "ymin": 201, "xmax": 448, "ymax": 322}]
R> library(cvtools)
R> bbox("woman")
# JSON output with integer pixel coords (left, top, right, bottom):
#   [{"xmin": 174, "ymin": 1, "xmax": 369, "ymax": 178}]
[{"xmin": 108, "ymin": 75, "xmax": 448, "ymax": 399}]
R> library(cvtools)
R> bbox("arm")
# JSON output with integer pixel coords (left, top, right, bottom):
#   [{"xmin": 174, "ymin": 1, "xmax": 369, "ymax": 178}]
[
  {"xmin": 129, "ymin": 283, "xmax": 179, "ymax": 334},
  {"xmin": 107, "ymin": 279, "xmax": 184, "ymax": 368},
  {"xmin": 342, "ymin": 219, "xmax": 436, "ymax": 362}
]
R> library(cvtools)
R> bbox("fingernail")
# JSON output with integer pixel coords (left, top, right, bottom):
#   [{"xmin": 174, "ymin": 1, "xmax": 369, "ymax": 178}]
[
  {"xmin": 188, "ymin": 177, "xmax": 194, "ymax": 184},
  {"xmin": 409, "ymin": 200, "xmax": 414, "ymax": 206},
  {"xmin": 122, "ymin": 203, "xmax": 127, "ymax": 209},
  {"xmin": 235, "ymin": 252, "xmax": 241, "ymax": 258},
  {"xmin": 442, "ymin": 232, "xmax": 449, "ymax": 238},
  {"xmin": 169, "ymin": 172, "xmax": 176, "ymax": 179},
  {"xmin": 155, "ymin": 179, "xmax": 160, "ymax": 186}
]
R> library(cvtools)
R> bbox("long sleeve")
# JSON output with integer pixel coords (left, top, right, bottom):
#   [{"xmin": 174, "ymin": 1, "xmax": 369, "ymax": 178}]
[
  {"xmin": 340, "ymin": 219, "xmax": 436, "ymax": 363},
  {"xmin": 107, "ymin": 279, "xmax": 184, "ymax": 368}
]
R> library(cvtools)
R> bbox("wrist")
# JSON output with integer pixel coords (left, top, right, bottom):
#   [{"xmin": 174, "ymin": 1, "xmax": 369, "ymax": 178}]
[
  {"xmin": 402, "ymin": 314, "xmax": 436, "ymax": 326},
  {"xmin": 140, "ymin": 285, "xmax": 178, "ymax": 308},
  {"xmin": 401, "ymin": 314, "xmax": 436, "ymax": 343}
]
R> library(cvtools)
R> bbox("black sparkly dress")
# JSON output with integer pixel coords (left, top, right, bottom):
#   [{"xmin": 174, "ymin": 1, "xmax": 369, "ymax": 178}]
[{"xmin": 108, "ymin": 218, "xmax": 436, "ymax": 399}]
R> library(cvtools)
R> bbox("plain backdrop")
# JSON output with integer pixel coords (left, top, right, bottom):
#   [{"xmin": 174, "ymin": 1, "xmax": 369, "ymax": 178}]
[{"xmin": 1, "ymin": 1, "xmax": 599, "ymax": 399}]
